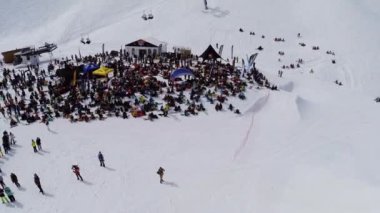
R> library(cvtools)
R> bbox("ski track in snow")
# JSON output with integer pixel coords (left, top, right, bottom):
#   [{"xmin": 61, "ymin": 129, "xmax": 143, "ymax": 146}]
[{"xmin": 233, "ymin": 92, "xmax": 270, "ymax": 159}]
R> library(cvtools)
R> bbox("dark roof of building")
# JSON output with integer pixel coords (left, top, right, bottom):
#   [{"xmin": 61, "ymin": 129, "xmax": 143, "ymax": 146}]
[{"xmin": 125, "ymin": 39, "xmax": 158, "ymax": 47}]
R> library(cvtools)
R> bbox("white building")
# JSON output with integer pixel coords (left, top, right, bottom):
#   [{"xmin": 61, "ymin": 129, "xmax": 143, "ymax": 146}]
[
  {"xmin": 125, "ymin": 38, "xmax": 167, "ymax": 58},
  {"xmin": 14, "ymin": 52, "xmax": 40, "ymax": 66}
]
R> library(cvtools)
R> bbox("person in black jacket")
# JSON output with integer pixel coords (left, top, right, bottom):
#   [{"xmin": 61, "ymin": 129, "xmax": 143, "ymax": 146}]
[
  {"xmin": 2, "ymin": 131, "xmax": 10, "ymax": 154},
  {"xmin": 10, "ymin": 173, "xmax": 20, "ymax": 188},
  {"xmin": 34, "ymin": 174, "xmax": 44, "ymax": 194},
  {"xmin": 36, "ymin": 137, "xmax": 42, "ymax": 150},
  {"xmin": 157, "ymin": 167, "xmax": 165, "ymax": 184},
  {"xmin": 98, "ymin": 151, "xmax": 105, "ymax": 167},
  {"xmin": 0, "ymin": 175, "xmax": 5, "ymax": 188}
]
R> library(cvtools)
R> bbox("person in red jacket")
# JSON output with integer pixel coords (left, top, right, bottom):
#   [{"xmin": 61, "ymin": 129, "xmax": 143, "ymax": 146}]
[{"xmin": 72, "ymin": 165, "xmax": 83, "ymax": 181}]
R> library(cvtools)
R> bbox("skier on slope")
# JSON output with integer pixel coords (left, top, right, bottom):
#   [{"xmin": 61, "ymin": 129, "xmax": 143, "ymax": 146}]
[
  {"xmin": 32, "ymin": 139, "xmax": 38, "ymax": 153},
  {"xmin": 9, "ymin": 132, "xmax": 15, "ymax": 145},
  {"xmin": 0, "ymin": 175, "xmax": 5, "ymax": 188},
  {"xmin": 204, "ymin": 0, "xmax": 208, "ymax": 10},
  {"xmin": 72, "ymin": 165, "xmax": 83, "ymax": 181},
  {"xmin": 10, "ymin": 173, "xmax": 20, "ymax": 188},
  {"xmin": 0, "ymin": 188, "xmax": 9, "ymax": 204},
  {"xmin": 36, "ymin": 137, "xmax": 42, "ymax": 150},
  {"xmin": 157, "ymin": 167, "xmax": 165, "ymax": 184},
  {"xmin": 2, "ymin": 131, "xmax": 10, "ymax": 154},
  {"xmin": 98, "ymin": 151, "xmax": 105, "ymax": 167},
  {"xmin": 34, "ymin": 174, "xmax": 44, "ymax": 194},
  {"xmin": 4, "ymin": 186, "xmax": 15, "ymax": 202}
]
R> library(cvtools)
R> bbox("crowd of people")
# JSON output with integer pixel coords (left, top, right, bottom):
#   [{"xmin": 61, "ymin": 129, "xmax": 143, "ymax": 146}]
[
  {"xmin": 0, "ymin": 47, "xmax": 277, "ymax": 205},
  {"xmin": 0, "ymin": 49, "xmax": 277, "ymax": 126},
  {"xmin": 0, "ymin": 135, "xmax": 169, "ymax": 205},
  {"xmin": 0, "ymin": 131, "xmax": 20, "ymax": 204}
]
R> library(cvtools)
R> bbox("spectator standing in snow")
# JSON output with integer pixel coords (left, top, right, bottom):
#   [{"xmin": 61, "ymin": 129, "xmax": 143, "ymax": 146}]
[
  {"xmin": 0, "ymin": 175, "xmax": 4, "ymax": 188},
  {"xmin": 2, "ymin": 131, "xmax": 10, "ymax": 154},
  {"xmin": 10, "ymin": 173, "xmax": 20, "ymax": 188},
  {"xmin": 9, "ymin": 132, "xmax": 15, "ymax": 145},
  {"xmin": 2, "ymin": 142, "xmax": 7, "ymax": 155},
  {"xmin": 72, "ymin": 165, "xmax": 83, "ymax": 181},
  {"xmin": 204, "ymin": 0, "xmax": 208, "ymax": 10},
  {"xmin": 0, "ymin": 188, "xmax": 9, "ymax": 204},
  {"xmin": 98, "ymin": 151, "xmax": 105, "ymax": 167},
  {"xmin": 157, "ymin": 167, "xmax": 165, "ymax": 184},
  {"xmin": 34, "ymin": 174, "xmax": 44, "ymax": 194},
  {"xmin": 4, "ymin": 186, "xmax": 15, "ymax": 202},
  {"xmin": 36, "ymin": 137, "xmax": 42, "ymax": 150},
  {"xmin": 32, "ymin": 139, "xmax": 38, "ymax": 153}
]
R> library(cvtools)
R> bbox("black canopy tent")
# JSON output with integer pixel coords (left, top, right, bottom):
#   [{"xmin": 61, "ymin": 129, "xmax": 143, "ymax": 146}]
[{"xmin": 200, "ymin": 45, "xmax": 221, "ymax": 60}]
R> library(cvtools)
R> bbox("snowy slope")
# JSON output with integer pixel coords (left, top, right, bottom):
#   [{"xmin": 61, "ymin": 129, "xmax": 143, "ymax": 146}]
[
  {"xmin": 1, "ymin": 0, "xmax": 379, "ymax": 93},
  {"xmin": 0, "ymin": 0, "xmax": 380, "ymax": 212}
]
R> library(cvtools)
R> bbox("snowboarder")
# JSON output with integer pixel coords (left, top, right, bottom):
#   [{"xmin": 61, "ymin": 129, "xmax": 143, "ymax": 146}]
[
  {"xmin": 4, "ymin": 186, "xmax": 15, "ymax": 202},
  {"xmin": 36, "ymin": 137, "xmax": 42, "ymax": 150},
  {"xmin": 0, "ymin": 188, "xmax": 9, "ymax": 204},
  {"xmin": 98, "ymin": 151, "xmax": 105, "ymax": 167},
  {"xmin": 32, "ymin": 139, "xmax": 38, "ymax": 153},
  {"xmin": 157, "ymin": 167, "xmax": 165, "ymax": 184},
  {"xmin": 72, "ymin": 165, "xmax": 83, "ymax": 181},
  {"xmin": 10, "ymin": 173, "xmax": 20, "ymax": 188},
  {"xmin": 34, "ymin": 174, "xmax": 44, "ymax": 194},
  {"xmin": 204, "ymin": 0, "xmax": 208, "ymax": 10}
]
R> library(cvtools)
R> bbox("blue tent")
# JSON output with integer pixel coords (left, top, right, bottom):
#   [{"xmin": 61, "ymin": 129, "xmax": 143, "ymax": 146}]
[
  {"xmin": 170, "ymin": 68, "xmax": 194, "ymax": 80},
  {"xmin": 82, "ymin": 63, "xmax": 100, "ymax": 74}
]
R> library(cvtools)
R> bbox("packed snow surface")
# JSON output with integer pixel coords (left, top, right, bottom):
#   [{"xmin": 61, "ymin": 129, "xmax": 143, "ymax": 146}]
[{"xmin": 0, "ymin": 0, "xmax": 379, "ymax": 212}]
